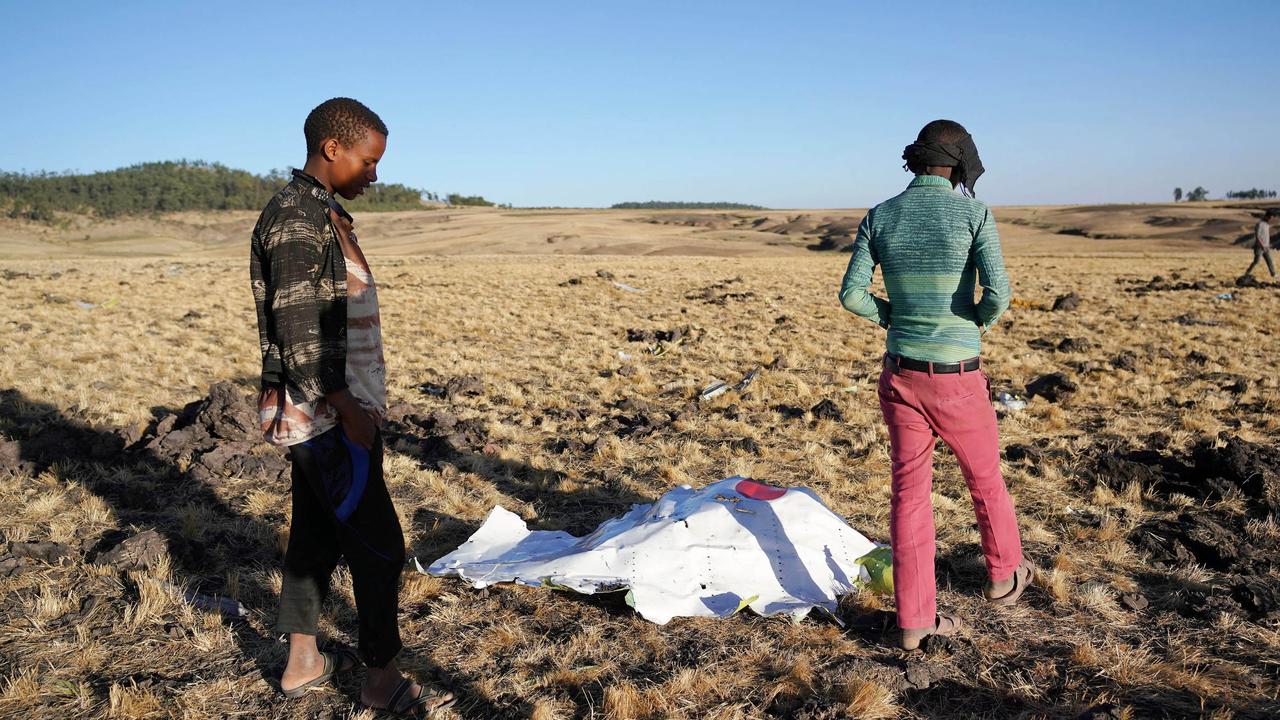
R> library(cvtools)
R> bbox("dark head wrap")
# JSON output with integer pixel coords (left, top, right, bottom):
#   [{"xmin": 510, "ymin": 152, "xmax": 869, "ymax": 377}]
[{"xmin": 902, "ymin": 132, "xmax": 985, "ymax": 197}]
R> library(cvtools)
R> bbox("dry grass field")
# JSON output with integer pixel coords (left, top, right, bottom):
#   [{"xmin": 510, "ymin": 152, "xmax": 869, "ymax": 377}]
[{"xmin": 1, "ymin": 203, "xmax": 1278, "ymax": 719}]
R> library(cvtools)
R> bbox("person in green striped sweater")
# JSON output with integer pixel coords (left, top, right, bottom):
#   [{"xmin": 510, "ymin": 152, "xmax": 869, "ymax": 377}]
[{"xmin": 839, "ymin": 119, "xmax": 1035, "ymax": 651}]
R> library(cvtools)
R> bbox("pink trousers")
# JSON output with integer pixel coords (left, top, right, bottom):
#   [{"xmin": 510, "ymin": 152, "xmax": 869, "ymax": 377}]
[{"xmin": 877, "ymin": 359, "xmax": 1023, "ymax": 629}]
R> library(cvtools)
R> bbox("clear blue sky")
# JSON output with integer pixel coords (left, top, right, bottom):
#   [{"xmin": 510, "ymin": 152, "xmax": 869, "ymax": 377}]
[{"xmin": 2, "ymin": 1, "xmax": 1276, "ymax": 208}]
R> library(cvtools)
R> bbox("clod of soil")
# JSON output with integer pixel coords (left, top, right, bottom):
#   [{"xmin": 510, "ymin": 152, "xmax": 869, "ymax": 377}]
[
  {"xmin": 1172, "ymin": 313, "xmax": 1220, "ymax": 326},
  {"xmin": 1051, "ymin": 292, "xmax": 1081, "ymax": 311},
  {"xmin": 1076, "ymin": 704, "xmax": 1126, "ymax": 720},
  {"xmin": 903, "ymin": 657, "xmax": 950, "ymax": 690},
  {"xmin": 445, "ymin": 375, "xmax": 484, "ymax": 397},
  {"xmin": 810, "ymin": 399, "xmax": 843, "ymax": 422},
  {"xmin": 1125, "ymin": 276, "xmax": 1212, "ymax": 294},
  {"xmin": 685, "ymin": 277, "xmax": 755, "ymax": 305},
  {"xmin": 390, "ymin": 407, "xmax": 491, "ymax": 456},
  {"xmin": 0, "ymin": 438, "xmax": 33, "ymax": 475},
  {"xmin": 625, "ymin": 326, "xmax": 690, "ymax": 344},
  {"xmin": 6, "ymin": 541, "xmax": 73, "ymax": 563},
  {"xmin": 1091, "ymin": 435, "xmax": 1280, "ymax": 621},
  {"xmin": 1025, "ymin": 373, "xmax": 1077, "ymax": 403},
  {"xmin": 1056, "ymin": 337, "xmax": 1093, "ymax": 353},
  {"xmin": 773, "ymin": 404, "xmax": 806, "ymax": 420},
  {"xmin": 1110, "ymin": 352, "xmax": 1138, "ymax": 372},
  {"xmin": 1201, "ymin": 372, "xmax": 1248, "ymax": 394},
  {"xmin": 92, "ymin": 529, "xmax": 166, "ymax": 571}
]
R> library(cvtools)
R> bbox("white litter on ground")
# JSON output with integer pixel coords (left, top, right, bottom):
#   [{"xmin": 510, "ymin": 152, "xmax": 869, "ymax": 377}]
[{"xmin": 419, "ymin": 476, "xmax": 882, "ymax": 624}]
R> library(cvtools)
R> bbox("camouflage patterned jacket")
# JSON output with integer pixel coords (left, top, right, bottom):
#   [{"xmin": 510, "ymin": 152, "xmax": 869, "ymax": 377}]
[{"xmin": 250, "ymin": 170, "xmax": 349, "ymax": 404}]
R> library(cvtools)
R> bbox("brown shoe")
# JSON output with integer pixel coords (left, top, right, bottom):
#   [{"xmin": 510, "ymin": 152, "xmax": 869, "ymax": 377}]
[
  {"xmin": 899, "ymin": 613, "xmax": 961, "ymax": 651},
  {"xmin": 986, "ymin": 559, "xmax": 1036, "ymax": 606}
]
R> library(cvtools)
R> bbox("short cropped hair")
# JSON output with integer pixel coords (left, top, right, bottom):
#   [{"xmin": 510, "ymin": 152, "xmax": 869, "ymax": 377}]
[{"xmin": 304, "ymin": 98, "xmax": 388, "ymax": 156}]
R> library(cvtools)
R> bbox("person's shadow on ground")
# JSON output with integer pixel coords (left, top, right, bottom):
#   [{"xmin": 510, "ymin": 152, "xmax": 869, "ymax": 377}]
[
  {"xmin": 0, "ymin": 386, "xmax": 476, "ymax": 715},
  {"xmin": 1, "ymin": 383, "xmax": 659, "ymax": 718}
]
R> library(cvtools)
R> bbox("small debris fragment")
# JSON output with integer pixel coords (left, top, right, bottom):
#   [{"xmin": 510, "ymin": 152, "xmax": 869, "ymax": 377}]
[
  {"xmin": 418, "ymin": 383, "xmax": 446, "ymax": 397},
  {"xmin": 699, "ymin": 381, "xmax": 729, "ymax": 401},
  {"xmin": 161, "ymin": 581, "xmax": 249, "ymax": 620},
  {"xmin": 733, "ymin": 367, "xmax": 761, "ymax": 392},
  {"xmin": 1119, "ymin": 592, "xmax": 1149, "ymax": 612},
  {"xmin": 995, "ymin": 392, "xmax": 1027, "ymax": 411}
]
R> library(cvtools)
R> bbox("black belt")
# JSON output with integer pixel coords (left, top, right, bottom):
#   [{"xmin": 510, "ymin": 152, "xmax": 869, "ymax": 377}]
[{"xmin": 885, "ymin": 353, "xmax": 981, "ymax": 374}]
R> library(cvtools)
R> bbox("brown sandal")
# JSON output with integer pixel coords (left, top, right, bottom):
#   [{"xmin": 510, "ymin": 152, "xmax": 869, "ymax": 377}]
[
  {"xmin": 899, "ymin": 613, "xmax": 962, "ymax": 651},
  {"xmin": 986, "ymin": 559, "xmax": 1036, "ymax": 606},
  {"xmin": 380, "ymin": 677, "xmax": 458, "ymax": 718},
  {"xmin": 281, "ymin": 648, "xmax": 358, "ymax": 699}
]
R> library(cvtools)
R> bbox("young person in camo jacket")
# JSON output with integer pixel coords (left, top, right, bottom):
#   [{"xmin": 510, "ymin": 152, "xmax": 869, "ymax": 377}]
[
  {"xmin": 250, "ymin": 97, "xmax": 456, "ymax": 716},
  {"xmin": 839, "ymin": 119, "xmax": 1035, "ymax": 651}
]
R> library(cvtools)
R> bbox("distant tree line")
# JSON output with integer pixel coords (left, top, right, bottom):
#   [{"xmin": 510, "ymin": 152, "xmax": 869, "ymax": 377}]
[
  {"xmin": 1173, "ymin": 186, "xmax": 1209, "ymax": 202},
  {"xmin": 0, "ymin": 161, "xmax": 438, "ymax": 222},
  {"xmin": 1173, "ymin": 186, "xmax": 1277, "ymax": 202},
  {"xmin": 1225, "ymin": 188, "xmax": 1277, "ymax": 200},
  {"xmin": 611, "ymin": 201, "xmax": 767, "ymax": 210},
  {"xmin": 445, "ymin": 193, "xmax": 496, "ymax": 207}
]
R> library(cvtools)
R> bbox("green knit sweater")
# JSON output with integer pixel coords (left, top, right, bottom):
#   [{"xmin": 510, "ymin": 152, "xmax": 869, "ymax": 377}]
[{"xmin": 839, "ymin": 174, "xmax": 1010, "ymax": 362}]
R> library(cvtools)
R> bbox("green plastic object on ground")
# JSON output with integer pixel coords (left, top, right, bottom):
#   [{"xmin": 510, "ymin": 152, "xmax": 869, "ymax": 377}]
[{"xmin": 855, "ymin": 545, "xmax": 894, "ymax": 595}]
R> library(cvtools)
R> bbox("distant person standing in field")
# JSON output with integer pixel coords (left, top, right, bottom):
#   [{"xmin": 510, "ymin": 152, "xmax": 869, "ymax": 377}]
[
  {"xmin": 838, "ymin": 120, "xmax": 1034, "ymax": 651},
  {"xmin": 1245, "ymin": 209, "xmax": 1276, "ymax": 279},
  {"xmin": 250, "ymin": 97, "xmax": 456, "ymax": 716}
]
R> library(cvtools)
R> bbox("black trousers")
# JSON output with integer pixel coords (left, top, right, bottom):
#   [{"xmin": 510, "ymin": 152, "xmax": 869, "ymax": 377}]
[{"xmin": 276, "ymin": 427, "xmax": 406, "ymax": 668}]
